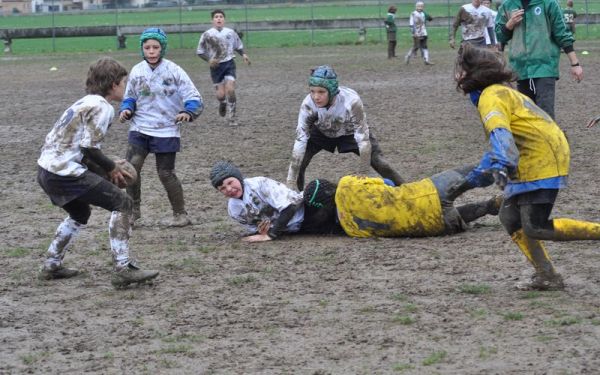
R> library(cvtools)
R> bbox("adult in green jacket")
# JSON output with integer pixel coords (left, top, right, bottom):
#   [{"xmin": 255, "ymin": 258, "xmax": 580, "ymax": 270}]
[{"xmin": 495, "ymin": 0, "xmax": 583, "ymax": 120}]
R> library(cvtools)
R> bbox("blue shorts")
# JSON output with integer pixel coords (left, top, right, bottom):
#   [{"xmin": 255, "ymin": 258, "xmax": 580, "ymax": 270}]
[
  {"xmin": 210, "ymin": 59, "xmax": 236, "ymax": 84},
  {"xmin": 128, "ymin": 131, "xmax": 180, "ymax": 153}
]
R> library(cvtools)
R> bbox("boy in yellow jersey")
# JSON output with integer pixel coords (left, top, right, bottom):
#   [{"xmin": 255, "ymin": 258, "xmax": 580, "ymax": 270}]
[
  {"xmin": 455, "ymin": 44, "xmax": 600, "ymax": 291},
  {"xmin": 301, "ymin": 166, "xmax": 500, "ymax": 238}
]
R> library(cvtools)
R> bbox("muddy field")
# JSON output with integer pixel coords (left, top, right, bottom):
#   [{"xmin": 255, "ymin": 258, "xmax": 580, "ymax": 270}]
[{"xmin": 2, "ymin": 43, "xmax": 600, "ymax": 374}]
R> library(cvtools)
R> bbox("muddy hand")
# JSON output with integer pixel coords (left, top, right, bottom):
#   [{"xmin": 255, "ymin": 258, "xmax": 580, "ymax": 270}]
[
  {"xmin": 119, "ymin": 110, "xmax": 132, "ymax": 123},
  {"xmin": 257, "ymin": 220, "xmax": 271, "ymax": 235}
]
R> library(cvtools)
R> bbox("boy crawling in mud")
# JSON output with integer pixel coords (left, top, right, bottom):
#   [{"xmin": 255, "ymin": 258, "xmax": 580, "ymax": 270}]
[
  {"xmin": 211, "ymin": 161, "xmax": 500, "ymax": 242},
  {"xmin": 285, "ymin": 65, "xmax": 404, "ymax": 191},
  {"xmin": 210, "ymin": 161, "xmax": 306, "ymax": 242},
  {"xmin": 37, "ymin": 57, "xmax": 159, "ymax": 288}
]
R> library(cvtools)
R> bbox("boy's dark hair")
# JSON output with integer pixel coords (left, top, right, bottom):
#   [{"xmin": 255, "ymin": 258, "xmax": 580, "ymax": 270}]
[
  {"xmin": 211, "ymin": 9, "xmax": 225, "ymax": 18},
  {"xmin": 301, "ymin": 179, "xmax": 340, "ymax": 234},
  {"xmin": 455, "ymin": 44, "xmax": 516, "ymax": 94},
  {"xmin": 85, "ymin": 57, "xmax": 128, "ymax": 97}
]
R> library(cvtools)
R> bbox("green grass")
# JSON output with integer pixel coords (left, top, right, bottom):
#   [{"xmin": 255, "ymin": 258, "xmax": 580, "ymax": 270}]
[
  {"xmin": 422, "ymin": 350, "xmax": 447, "ymax": 366},
  {"xmin": 3, "ymin": 0, "xmax": 600, "ymax": 55},
  {"xmin": 3, "ymin": 247, "xmax": 30, "ymax": 258},
  {"xmin": 502, "ymin": 311, "xmax": 524, "ymax": 321},
  {"xmin": 457, "ymin": 283, "xmax": 491, "ymax": 295}
]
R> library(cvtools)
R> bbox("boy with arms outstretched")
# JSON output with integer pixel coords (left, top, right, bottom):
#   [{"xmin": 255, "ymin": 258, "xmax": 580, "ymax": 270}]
[{"xmin": 38, "ymin": 57, "xmax": 159, "ymax": 288}]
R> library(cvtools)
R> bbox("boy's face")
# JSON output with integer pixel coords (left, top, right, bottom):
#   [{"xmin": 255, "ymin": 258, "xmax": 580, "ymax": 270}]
[
  {"xmin": 107, "ymin": 76, "xmax": 127, "ymax": 102},
  {"xmin": 416, "ymin": 3, "xmax": 424, "ymax": 11},
  {"xmin": 482, "ymin": 0, "xmax": 491, "ymax": 8},
  {"xmin": 212, "ymin": 13, "xmax": 225, "ymax": 28},
  {"xmin": 217, "ymin": 177, "xmax": 243, "ymax": 199},
  {"xmin": 310, "ymin": 86, "xmax": 329, "ymax": 108},
  {"xmin": 142, "ymin": 39, "xmax": 162, "ymax": 65}
]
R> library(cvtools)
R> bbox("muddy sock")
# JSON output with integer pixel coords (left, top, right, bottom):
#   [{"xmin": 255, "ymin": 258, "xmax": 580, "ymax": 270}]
[
  {"xmin": 455, "ymin": 201, "xmax": 491, "ymax": 223},
  {"xmin": 44, "ymin": 217, "xmax": 83, "ymax": 269},
  {"xmin": 109, "ymin": 211, "xmax": 131, "ymax": 269},
  {"xmin": 158, "ymin": 169, "xmax": 186, "ymax": 215},
  {"xmin": 551, "ymin": 218, "xmax": 600, "ymax": 240},
  {"xmin": 511, "ymin": 229, "xmax": 557, "ymax": 275},
  {"xmin": 227, "ymin": 94, "xmax": 237, "ymax": 118}
]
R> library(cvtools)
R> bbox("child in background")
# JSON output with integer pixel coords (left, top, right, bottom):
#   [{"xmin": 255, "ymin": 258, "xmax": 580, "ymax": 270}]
[
  {"xmin": 456, "ymin": 44, "xmax": 600, "ymax": 291},
  {"xmin": 563, "ymin": 0, "xmax": 577, "ymax": 34},
  {"xmin": 120, "ymin": 28, "xmax": 203, "ymax": 228},
  {"xmin": 481, "ymin": 0, "xmax": 498, "ymax": 48},
  {"xmin": 37, "ymin": 57, "xmax": 159, "ymax": 288},
  {"xmin": 405, "ymin": 1, "xmax": 434, "ymax": 65},
  {"xmin": 286, "ymin": 65, "xmax": 404, "ymax": 191},
  {"xmin": 197, "ymin": 9, "xmax": 251, "ymax": 126},
  {"xmin": 210, "ymin": 161, "xmax": 305, "ymax": 242},
  {"xmin": 384, "ymin": 5, "xmax": 398, "ymax": 59}
]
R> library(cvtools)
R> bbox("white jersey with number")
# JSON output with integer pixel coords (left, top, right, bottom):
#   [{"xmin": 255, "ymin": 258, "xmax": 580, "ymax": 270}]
[
  {"xmin": 38, "ymin": 95, "xmax": 114, "ymax": 177},
  {"xmin": 196, "ymin": 27, "xmax": 243, "ymax": 63},
  {"xmin": 228, "ymin": 177, "xmax": 305, "ymax": 234},
  {"xmin": 124, "ymin": 58, "xmax": 202, "ymax": 138}
]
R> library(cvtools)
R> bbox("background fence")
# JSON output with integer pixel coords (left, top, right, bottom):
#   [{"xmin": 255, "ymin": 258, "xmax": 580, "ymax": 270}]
[{"xmin": 1, "ymin": 0, "xmax": 599, "ymax": 54}]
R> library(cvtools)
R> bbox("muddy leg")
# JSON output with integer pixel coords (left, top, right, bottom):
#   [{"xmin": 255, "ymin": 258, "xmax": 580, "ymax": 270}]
[{"xmin": 126, "ymin": 144, "xmax": 149, "ymax": 222}]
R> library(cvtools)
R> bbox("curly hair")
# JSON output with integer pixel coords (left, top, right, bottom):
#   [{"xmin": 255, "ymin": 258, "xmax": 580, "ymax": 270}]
[{"xmin": 455, "ymin": 44, "xmax": 516, "ymax": 94}]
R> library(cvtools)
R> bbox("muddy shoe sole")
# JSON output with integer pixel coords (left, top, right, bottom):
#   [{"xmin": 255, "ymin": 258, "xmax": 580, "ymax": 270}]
[{"xmin": 38, "ymin": 267, "xmax": 80, "ymax": 280}]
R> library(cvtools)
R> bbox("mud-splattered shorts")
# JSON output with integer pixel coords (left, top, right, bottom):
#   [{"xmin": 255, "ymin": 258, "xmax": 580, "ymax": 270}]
[{"xmin": 210, "ymin": 59, "xmax": 236, "ymax": 84}]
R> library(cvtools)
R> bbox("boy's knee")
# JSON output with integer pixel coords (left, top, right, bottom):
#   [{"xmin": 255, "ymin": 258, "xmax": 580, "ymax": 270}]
[
  {"xmin": 69, "ymin": 208, "xmax": 92, "ymax": 226},
  {"xmin": 499, "ymin": 207, "xmax": 520, "ymax": 235},
  {"xmin": 158, "ymin": 168, "xmax": 176, "ymax": 182},
  {"xmin": 521, "ymin": 221, "xmax": 553, "ymax": 240}
]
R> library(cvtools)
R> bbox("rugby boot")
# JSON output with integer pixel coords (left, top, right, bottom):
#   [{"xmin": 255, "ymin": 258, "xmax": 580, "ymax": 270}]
[
  {"xmin": 486, "ymin": 194, "xmax": 503, "ymax": 216},
  {"xmin": 160, "ymin": 212, "xmax": 191, "ymax": 227},
  {"xmin": 516, "ymin": 272, "xmax": 565, "ymax": 291},
  {"xmin": 38, "ymin": 265, "xmax": 79, "ymax": 280},
  {"xmin": 111, "ymin": 263, "xmax": 159, "ymax": 288}
]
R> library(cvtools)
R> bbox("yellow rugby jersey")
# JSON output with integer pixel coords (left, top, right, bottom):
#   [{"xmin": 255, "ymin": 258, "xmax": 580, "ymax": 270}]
[
  {"xmin": 477, "ymin": 84, "xmax": 570, "ymax": 182},
  {"xmin": 335, "ymin": 176, "xmax": 445, "ymax": 238}
]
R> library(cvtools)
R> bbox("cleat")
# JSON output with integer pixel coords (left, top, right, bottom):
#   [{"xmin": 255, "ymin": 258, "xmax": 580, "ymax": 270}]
[
  {"xmin": 516, "ymin": 272, "xmax": 565, "ymax": 291},
  {"xmin": 111, "ymin": 263, "xmax": 159, "ymax": 288},
  {"xmin": 425, "ymin": 60, "xmax": 435, "ymax": 65},
  {"xmin": 38, "ymin": 265, "xmax": 79, "ymax": 280},
  {"xmin": 228, "ymin": 118, "xmax": 239, "ymax": 127},
  {"xmin": 218, "ymin": 102, "xmax": 227, "ymax": 117},
  {"xmin": 404, "ymin": 55, "xmax": 410, "ymax": 65},
  {"xmin": 160, "ymin": 213, "xmax": 191, "ymax": 227}
]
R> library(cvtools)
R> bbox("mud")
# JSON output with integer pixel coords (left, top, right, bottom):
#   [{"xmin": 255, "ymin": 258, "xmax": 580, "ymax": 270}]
[{"xmin": 2, "ymin": 44, "xmax": 600, "ymax": 374}]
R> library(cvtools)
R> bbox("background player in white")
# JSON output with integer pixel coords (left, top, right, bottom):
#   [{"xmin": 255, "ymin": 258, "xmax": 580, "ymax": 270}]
[
  {"xmin": 197, "ymin": 9, "xmax": 251, "ymax": 126},
  {"xmin": 449, "ymin": 0, "xmax": 494, "ymax": 49},
  {"xmin": 405, "ymin": 1, "xmax": 434, "ymax": 65},
  {"xmin": 481, "ymin": 0, "xmax": 499, "ymax": 48},
  {"xmin": 37, "ymin": 57, "xmax": 159, "ymax": 288},
  {"xmin": 286, "ymin": 65, "xmax": 404, "ymax": 191}
]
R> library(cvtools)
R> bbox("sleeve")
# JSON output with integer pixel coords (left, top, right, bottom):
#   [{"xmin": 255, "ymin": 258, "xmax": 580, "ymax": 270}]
[
  {"xmin": 426, "ymin": 13, "xmax": 433, "ymax": 21},
  {"xmin": 119, "ymin": 72, "xmax": 138, "ymax": 114},
  {"xmin": 257, "ymin": 177, "xmax": 302, "ymax": 212},
  {"xmin": 350, "ymin": 99, "xmax": 372, "ymax": 175},
  {"xmin": 232, "ymin": 30, "xmax": 244, "ymax": 53},
  {"xmin": 227, "ymin": 200, "xmax": 258, "ymax": 234},
  {"xmin": 547, "ymin": 0, "xmax": 575, "ymax": 50},
  {"xmin": 495, "ymin": 4, "xmax": 513, "ymax": 44},
  {"xmin": 466, "ymin": 128, "xmax": 519, "ymax": 186},
  {"xmin": 286, "ymin": 98, "xmax": 313, "ymax": 184},
  {"xmin": 196, "ymin": 33, "xmax": 208, "ymax": 58},
  {"xmin": 409, "ymin": 13, "xmax": 416, "ymax": 34},
  {"xmin": 384, "ymin": 14, "xmax": 393, "ymax": 28},
  {"xmin": 451, "ymin": 8, "xmax": 464, "ymax": 39},
  {"xmin": 267, "ymin": 203, "xmax": 301, "ymax": 239},
  {"xmin": 176, "ymin": 65, "xmax": 204, "ymax": 120},
  {"xmin": 81, "ymin": 103, "xmax": 114, "ymax": 149}
]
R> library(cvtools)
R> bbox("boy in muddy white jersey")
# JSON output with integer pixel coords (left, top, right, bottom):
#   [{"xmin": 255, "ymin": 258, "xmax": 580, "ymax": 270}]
[
  {"xmin": 37, "ymin": 57, "xmax": 159, "ymax": 288},
  {"xmin": 286, "ymin": 65, "xmax": 404, "ymax": 191},
  {"xmin": 405, "ymin": 1, "xmax": 434, "ymax": 65},
  {"xmin": 449, "ymin": 0, "xmax": 494, "ymax": 48},
  {"xmin": 210, "ymin": 161, "xmax": 305, "ymax": 243},
  {"xmin": 197, "ymin": 9, "xmax": 251, "ymax": 126},
  {"xmin": 120, "ymin": 27, "xmax": 203, "ymax": 228}
]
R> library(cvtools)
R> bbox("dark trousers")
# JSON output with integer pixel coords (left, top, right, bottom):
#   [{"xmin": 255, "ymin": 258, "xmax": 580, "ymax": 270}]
[{"xmin": 517, "ymin": 78, "xmax": 557, "ymax": 120}]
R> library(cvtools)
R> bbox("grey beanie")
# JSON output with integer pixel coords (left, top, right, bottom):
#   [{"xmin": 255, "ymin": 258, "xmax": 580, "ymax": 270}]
[{"xmin": 210, "ymin": 161, "xmax": 244, "ymax": 188}]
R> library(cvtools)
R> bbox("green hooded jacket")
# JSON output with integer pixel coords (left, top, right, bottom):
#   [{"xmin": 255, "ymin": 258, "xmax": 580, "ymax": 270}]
[{"xmin": 495, "ymin": 0, "xmax": 574, "ymax": 80}]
